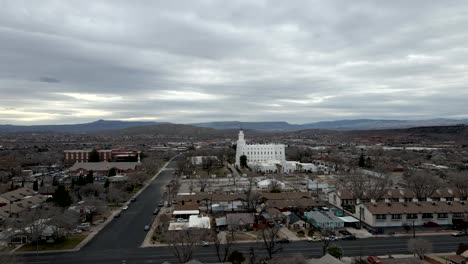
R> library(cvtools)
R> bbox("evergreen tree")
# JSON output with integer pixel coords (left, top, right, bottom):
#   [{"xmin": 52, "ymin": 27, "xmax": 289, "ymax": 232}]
[
  {"xmin": 77, "ymin": 175, "xmax": 86, "ymax": 186},
  {"xmin": 358, "ymin": 153, "xmax": 366, "ymax": 168},
  {"xmin": 21, "ymin": 180, "xmax": 25, "ymax": 187},
  {"xmin": 228, "ymin": 250, "xmax": 245, "ymax": 264},
  {"xmin": 88, "ymin": 149, "xmax": 101, "ymax": 162},
  {"xmin": 33, "ymin": 179, "xmax": 39, "ymax": 191},
  {"xmin": 40, "ymin": 179, "xmax": 44, "ymax": 187},
  {"xmin": 327, "ymin": 244, "xmax": 343, "ymax": 259},
  {"xmin": 104, "ymin": 179, "xmax": 110, "ymax": 189},
  {"xmin": 53, "ymin": 185, "xmax": 73, "ymax": 208},
  {"xmin": 71, "ymin": 178, "xmax": 75, "ymax": 188},
  {"xmin": 240, "ymin": 155, "xmax": 248, "ymax": 168},
  {"xmin": 86, "ymin": 170, "xmax": 94, "ymax": 184},
  {"xmin": 52, "ymin": 177, "xmax": 58, "ymax": 186},
  {"xmin": 10, "ymin": 181, "xmax": 14, "ymax": 191},
  {"xmin": 108, "ymin": 168, "xmax": 117, "ymax": 177}
]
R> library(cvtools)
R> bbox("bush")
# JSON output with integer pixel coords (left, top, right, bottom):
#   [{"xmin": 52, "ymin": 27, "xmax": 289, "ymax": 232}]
[{"xmin": 297, "ymin": 230, "xmax": 305, "ymax": 236}]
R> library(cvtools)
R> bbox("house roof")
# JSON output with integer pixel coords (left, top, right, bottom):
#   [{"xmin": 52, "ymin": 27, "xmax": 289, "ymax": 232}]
[
  {"xmin": 364, "ymin": 201, "xmax": 468, "ymax": 215},
  {"xmin": 226, "ymin": 213, "xmax": 255, "ymax": 225},
  {"xmin": 309, "ymin": 253, "xmax": 345, "ymax": 264},
  {"xmin": 0, "ymin": 187, "xmax": 36, "ymax": 202},
  {"xmin": 69, "ymin": 161, "xmax": 141, "ymax": 172},
  {"xmin": 288, "ymin": 213, "xmax": 304, "ymax": 224}
]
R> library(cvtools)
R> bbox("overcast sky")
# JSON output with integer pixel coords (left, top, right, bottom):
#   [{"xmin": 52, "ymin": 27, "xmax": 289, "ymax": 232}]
[{"xmin": 1, "ymin": 1, "xmax": 468, "ymax": 125}]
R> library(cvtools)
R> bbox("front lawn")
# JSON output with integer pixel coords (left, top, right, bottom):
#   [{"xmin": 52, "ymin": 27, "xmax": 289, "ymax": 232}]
[{"xmin": 18, "ymin": 234, "xmax": 87, "ymax": 251}]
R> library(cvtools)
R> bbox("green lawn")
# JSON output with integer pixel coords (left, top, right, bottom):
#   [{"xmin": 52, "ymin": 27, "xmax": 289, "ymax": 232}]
[{"xmin": 18, "ymin": 234, "xmax": 87, "ymax": 251}]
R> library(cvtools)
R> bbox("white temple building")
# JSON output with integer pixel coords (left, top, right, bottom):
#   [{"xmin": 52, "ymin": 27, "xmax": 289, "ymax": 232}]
[{"xmin": 235, "ymin": 130, "xmax": 318, "ymax": 173}]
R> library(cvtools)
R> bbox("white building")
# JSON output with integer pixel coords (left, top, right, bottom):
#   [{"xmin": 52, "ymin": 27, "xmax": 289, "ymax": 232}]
[{"xmin": 235, "ymin": 130, "xmax": 286, "ymax": 169}]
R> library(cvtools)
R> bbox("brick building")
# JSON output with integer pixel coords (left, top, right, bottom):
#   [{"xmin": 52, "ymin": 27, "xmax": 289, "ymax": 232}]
[{"xmin": 64, "ymin": 149, "xmax": 140, "ymax": 165}]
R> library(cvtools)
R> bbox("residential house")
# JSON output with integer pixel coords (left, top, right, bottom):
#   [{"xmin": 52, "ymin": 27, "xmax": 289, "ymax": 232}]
[
  {"xmin": 356, "ymin": 201, "xmax": 468, "ymax": 228},
  {"xmin": 226, "ymin": 213, "xmax": 255, "ymax": 231},
  {"xmin": 286, "ymin": 212, "xmax": 310, "ymax": 230},
  {"xmin": 304, "ymin": 211, "xmax": 344, "ymax": 230}
]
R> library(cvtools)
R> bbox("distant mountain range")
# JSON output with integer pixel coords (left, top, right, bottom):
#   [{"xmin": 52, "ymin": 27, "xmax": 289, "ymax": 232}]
[
  {"xmin": 0, "ymin": 118, "xmax": 467, "ymax": 133},
  {"xmin": 0, "ymin": 119, "xmax": 169, "ymax": 133},
  {"xmin": 192, "ymin": 119, "xmax": 468, "ymax": 131}
]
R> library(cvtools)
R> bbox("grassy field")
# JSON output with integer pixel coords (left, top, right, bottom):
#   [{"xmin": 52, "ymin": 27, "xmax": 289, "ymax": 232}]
[{"xmin": 18, "ymin": 234, "xmax": 87, "ymax": 251}]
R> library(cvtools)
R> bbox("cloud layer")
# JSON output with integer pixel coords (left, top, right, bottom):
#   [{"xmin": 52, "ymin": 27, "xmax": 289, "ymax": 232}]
[{"xmin": 1, "ymin": 1, "xmax": 467, "ymax": 124}]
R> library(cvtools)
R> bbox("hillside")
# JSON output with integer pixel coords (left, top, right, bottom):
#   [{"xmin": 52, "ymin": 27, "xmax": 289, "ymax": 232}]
[{"xmin": 0, "ymin": 120, "xmax": 166, "ymax": 133}]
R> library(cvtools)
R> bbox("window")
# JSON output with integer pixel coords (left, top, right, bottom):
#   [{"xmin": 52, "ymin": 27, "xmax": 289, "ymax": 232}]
[
  {"xmin": 376, "ymin": 214, "xmax": 386, "ymax": 220},
  {"xmin": 422, "ymin": 213, "xmax": 433, "ymax": 219},
  {"xmin": 391, "ymin": 198, "xmax": 399, "ymax": 202},
  {"xmin": 391, "ymin": 214, "xmax": 402, "ymax": 220},
  {"xmin": 453, "ymin": 212, "xmax": 464, "ymax": 218},
  {"xmin": 437, "ymin": 213, "xmax": 448, "ymax": 219},
  {"xmin": 445, "ymin": 197, "xmax": 454, "ymax": 201},
  {"xmin": 404, "ymin": 198, "xmax": 413, "ymax": 202},
  {"xmin": 407, "ymin": 214, "xmax": 417, "ymax": 219}
]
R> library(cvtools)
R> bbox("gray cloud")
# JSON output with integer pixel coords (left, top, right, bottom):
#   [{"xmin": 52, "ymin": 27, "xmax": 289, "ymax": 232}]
[{"xmin": 0, "ymin": 1, "xmax": 467, "ymax": 125}]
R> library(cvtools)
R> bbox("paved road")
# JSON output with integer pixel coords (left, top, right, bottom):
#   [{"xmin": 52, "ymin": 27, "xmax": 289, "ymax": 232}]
[
  {"xmin": 20, "ymin": 235, "xmax": 468, "ymax": 263},
  {"xmin": 83, "ymin": 161, "xmax": 176, "ymax": 250}
]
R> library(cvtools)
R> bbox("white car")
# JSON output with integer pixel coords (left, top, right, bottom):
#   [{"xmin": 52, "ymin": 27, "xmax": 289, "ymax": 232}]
[
  {"xmin": 198, "ymin": 241, "xmax": 209, "ymax": 247},
  {"xmin": 122, "ymin": 205, "xmax": 129, "ymax": 210}
]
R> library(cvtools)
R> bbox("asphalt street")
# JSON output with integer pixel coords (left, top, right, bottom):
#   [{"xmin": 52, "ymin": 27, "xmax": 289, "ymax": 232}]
[{"xmin": 18, "ymin": 158, "xmax": 468, "ymax": 263}]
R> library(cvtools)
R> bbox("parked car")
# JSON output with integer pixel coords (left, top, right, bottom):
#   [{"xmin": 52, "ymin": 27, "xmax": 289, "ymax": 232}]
[
  {"xmin": 452, "ymin": 231, "xmax": 468, "ymax": 237},
  {"xmin": 122, "ymin": 205, "xmax": 129, "ymax": 210},
  {"xmin": 76, "ymin": 222, "xmax": 90, "ymax": 231},
  {"xmin": 323, "ymin": 235, "xmax": 338, "ymax": 241},
  {"xmin": 367, "ymin": 256, "xmax": 382, "ymax": 264},
  {"xmin": 158, "ymin": 202, "xmax": 163, "ymax": 207},
  {"xmin": 131, "ymin": 197, "xmax": 136, "ymax": 202},
  {"xmin": 276, "ymin": 238, "xmax": 290, "ymax": 244},
  {"xmin": 198, "ymin": 241, "xmax": 209, "ymax": 247},
  {"xmin": 423, "ymin": 221, "xmax": 440, "ymax": 227},
  {"xmin": 114, "ymin": 212, "xmax": 121, "ymax": 218},
  {"xmin": 176, "ymin": 218, "xmax": 188, "ymax": 222},
  {"xmin": 341, "ymin": 235, "xmax": 357, "ymax": 240},
  {"xmin": 153, "ymin": 208, "xmax": 160, "ymax": 215},
  {"xmin": 144, "ymin": 225, "xmax": 150, "ymax": 231},
  {"xmin": 339, "ymin": 230, "xmax": 352, "ymax": 236}
]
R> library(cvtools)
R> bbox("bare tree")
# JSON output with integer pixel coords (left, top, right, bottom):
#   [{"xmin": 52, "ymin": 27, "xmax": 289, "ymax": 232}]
[
  {"xmin": 166, "ymin": 229, "xmax": 208, "ymax": 263},
  {"xmin": 106, "ymin": 186, "xmax": 129, "ymax": 203},
  {"xmin": 407, "ymin": 238, "xmax": 432, "ymax": 260},
  {"xmin": 318, "ymin": 229, "xmax": 335, "ymax": 256},
  {"xmin": 244, "ymin": 190, "xmax": 261, "ymax": 213},
  {"xmin": 336, "ymin": 174, "xmax": 390, "ymax": 201},
  {"xmin": 268, "ymin": 179, "xmax": 282, "ymax": 193},
  {"xmin": 447, "ymin": 171, "xmax": 468, "ymax": 199},
  {"xmin": 405, "ymin": 171, "xmax": 440, "ymax": 201},
  {"xmin": 142, "ymin": 156, "xmax": 164, "ymax": 176},
  {"xmin": 213, "ymin": 229, "xmax": 235, "ymax": 263},
  {"xmin": 258, "ymin": 224, "xmax": 282, "ymax": 260},
  {"xmin": 127, "ymin": 171, "xmax": 150, "ymax": 187},
  {"xmin": 49, "ymin": 207, "xmax": 80, "ymax": 239}
]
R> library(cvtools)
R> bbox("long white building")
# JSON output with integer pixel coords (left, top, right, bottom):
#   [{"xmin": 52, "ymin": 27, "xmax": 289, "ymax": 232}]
[{"xmin": 235, "ymin": 130, "xmax": 286, "ymax": 167}]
